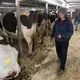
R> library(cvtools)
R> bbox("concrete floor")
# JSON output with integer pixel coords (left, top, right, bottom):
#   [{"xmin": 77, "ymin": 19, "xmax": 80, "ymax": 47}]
[{"xmin": 31, "ymin": 30, "xmax": 80, "ymax": 80}]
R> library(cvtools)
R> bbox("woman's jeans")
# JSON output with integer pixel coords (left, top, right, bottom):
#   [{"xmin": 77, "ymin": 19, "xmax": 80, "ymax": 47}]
[{"xmin": 55, "ymin": 40, "xmax": 69, "ymax": 70}]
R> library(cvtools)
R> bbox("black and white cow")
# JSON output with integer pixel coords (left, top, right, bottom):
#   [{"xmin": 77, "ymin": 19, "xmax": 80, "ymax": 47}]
[
  {"xmin": 20, "ymin": 11, "xmax": 38, "ymax": 55},
  {"xmin": 1, "ymin": 11, "xmax": 38, "ymax": 55},
  {"xmin": 20, "ymin": 11, "xmax": 49, "ymax": 55},
  {"xmin": 0, "ymin": 37, "xmax": 21, "ymax": 80},
  {"xmin": 1, "ymin": 11, "xmax": 48, "ymax": 55},
  {"xmin": 0, "ymin": 12, "xmax": 17, "ymax": 43},
  {"xmin": 3, "ymin": 12, "xmax": 17, "ymax": 33},
  {"xmin": 0, "ymin": 13, "xmax": 21, "ymax": 79},
  {"xmin": 48, "ymin": 12, "xmax": 57, "ymax": 23},
  {"xmin": 36, "ymin": 12, "xmax": 48, "ymax": 44}
]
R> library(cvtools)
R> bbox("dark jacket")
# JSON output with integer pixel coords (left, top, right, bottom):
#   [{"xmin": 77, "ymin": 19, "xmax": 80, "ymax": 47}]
[{"xmin": 50, "ymin": 18, "xmax": 73, "ymax": 42}]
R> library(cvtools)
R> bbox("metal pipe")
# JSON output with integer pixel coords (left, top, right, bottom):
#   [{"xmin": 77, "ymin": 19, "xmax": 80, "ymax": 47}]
[
  {"xmin": 46, "ymin": 3, "xmax": 48, "ymax": 14},
  {"xmin": 56, "ymin": 5, "xmax": 58, "ymax": 13},
  {"xmin": 46, "ymin": 3, "xmax": 49, "ymax": 37},
  {"xmin": 15, "ymin": 0, "xmax": 23, "ymax": 58}
]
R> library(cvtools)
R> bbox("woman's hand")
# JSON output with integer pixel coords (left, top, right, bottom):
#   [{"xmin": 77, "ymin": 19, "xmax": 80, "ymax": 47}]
[{"xmin": 57, "ymin": 34, "xmax": 62, "ymax": 39}]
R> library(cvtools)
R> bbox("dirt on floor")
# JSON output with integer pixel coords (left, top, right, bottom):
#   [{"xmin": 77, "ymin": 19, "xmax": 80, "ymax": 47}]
[
  {"xmin": 15, "ymin": 30, "xmax": 80, "ymax": 80},
  {"xmin": 31, "ymin": 31, "xmax": 80, "ymax": 80}
]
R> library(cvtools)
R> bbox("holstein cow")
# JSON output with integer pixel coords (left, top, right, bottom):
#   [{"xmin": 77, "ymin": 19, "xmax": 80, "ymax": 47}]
[
  {"xmin": 0, "ymin": 36, "xmax": 21, "ymax": 80},
  {"xmin": 47, "ymin": 12, "xmax": 57, "ymax": 35},
  {"xmin": 2, "ymin": 12, "xmax": 17, "ymax": 43},
  {"xmin": 1, "ymin": 11, "xmax": 48, "ymax": 56},
  {"xmin": 1, "ymin": 11, "xmax": 37, "ymax": 55},
  {"xmin": 0, "ymin": 13, "xmax": 9, "ymax": 43},
  {"xmin": 3, "ymin": 12, "xmax": 17, "ymax": 33},
  {"xmin": 48, "ymin": 12, "xmax": 57, "ymax": 24},
  {"xmin": 20, "ymin": 11, "xmax": 48, "ymax": 55},
  {"xmin": 20, "ymin": 11, "xmax": 38, "ymax": 55},
  {"xmin": 37, "ymin": 12, "xmax": 48, "ymax": 44}
]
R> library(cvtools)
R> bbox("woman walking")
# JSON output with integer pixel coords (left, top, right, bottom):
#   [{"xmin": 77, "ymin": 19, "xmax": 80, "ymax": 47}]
[{"xmin": 49, "ymin": 8, "xmax": 73, "ymax": 75}]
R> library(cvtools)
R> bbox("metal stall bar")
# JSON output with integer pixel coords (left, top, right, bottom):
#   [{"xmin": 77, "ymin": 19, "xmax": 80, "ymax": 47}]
[
  {"xmin": 56, "ymin": 5, "xmax": 59, "ymax": 13},
  {"xmin": 15, "ymin": 0, "xmax": 23, "ymax": 58},
  {"xmin": 46, "ymin": 3, "xmax": 48, "ymax": 14},
  {"xmin": 46, "ymin": 3, "xmax": 49, "ymax": 37}
]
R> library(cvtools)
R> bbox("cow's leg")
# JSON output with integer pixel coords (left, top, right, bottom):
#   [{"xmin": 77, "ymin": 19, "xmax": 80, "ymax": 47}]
[
  {"xmin": 28, "ymin": 39, "xmax": 33, "ymax": 54},
  {"xmin": 5, "ymin": 37, "xmax": 9, "ymax": 43},
  {"xmin": 24, "ymin": 36, "xmax": 33, "ymax": 55},
  {"xmin": 27, "ymin": 37, "xmax": 33, "ymax": 54},
  {"xmin": 10, "ymin": 38, "xmax": 13, "ymax": 43},
  {"xmin": 41, "ymin": 34, "xmax": 44, "ymax": 44},
  {"xmin": 38, "ymin": 27, "xmax": 43, "ymax": 44},
  {"xmin": 40, "ymin": 29, "xmax": 45, "ymax": 45},
  {"xmin": 32, "ymin": 38, "xmax": 35, "ymax": 51},
  {"xmin": 21, "ymin": 25, "xmax": 34, "ymax": 55},
  {"xmin": 41, "ymin": 24, "xmax": 46, "ymax": 44}
]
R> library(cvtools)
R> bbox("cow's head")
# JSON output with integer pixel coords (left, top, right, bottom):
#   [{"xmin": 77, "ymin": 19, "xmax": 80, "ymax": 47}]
[
  {"xmin": 37, "ymin": 12, "xmax": 48, "ymax": 27},
  {"xmin": 0, "ymin": 36, "xmax": 21, "ymax": 80},
  {"xmin": 48, "ymin": 12, "xmax": 57, "ymax": 23},
  {"xmin": 20, "ymin": 10, "xmax": 38, "ymax": 29},
  {"xmin": 3, "ymin": 12, "xmax": 17, "ymax": 33}
]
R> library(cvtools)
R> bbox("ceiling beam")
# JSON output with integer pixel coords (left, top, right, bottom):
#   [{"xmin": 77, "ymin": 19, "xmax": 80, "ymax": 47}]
[
  {"xmin": 69, "ymin": 3, "xmax": 80, "ymax": 4},
  {"xmin": 67, "ymin": 1, "xmax": 80, "ymax": 3}
]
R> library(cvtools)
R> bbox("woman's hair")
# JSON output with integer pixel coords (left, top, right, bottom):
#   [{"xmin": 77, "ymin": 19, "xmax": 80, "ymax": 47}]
[{"xmin": 58, "ymin": 8, "xmax": 68, "ymax": 18}]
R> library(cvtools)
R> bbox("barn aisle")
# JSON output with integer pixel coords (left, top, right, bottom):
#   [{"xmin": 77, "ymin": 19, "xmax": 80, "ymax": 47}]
[{"xmin": 31, "ymin": 30, "xmax": 80, "ymax": 80}]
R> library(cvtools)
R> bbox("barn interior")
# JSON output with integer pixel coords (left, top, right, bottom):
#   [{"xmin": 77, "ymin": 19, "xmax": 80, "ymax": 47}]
[{"xmin": 0, "ymin": 0, "xmax": 80, "ymax": 80}]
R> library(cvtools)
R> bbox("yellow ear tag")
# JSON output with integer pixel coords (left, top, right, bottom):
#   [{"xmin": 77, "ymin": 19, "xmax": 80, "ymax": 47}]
[
  {"xmin": 23, "ymin": 12, "xmax": 27, "ymax": 15},
  {"xmin": 23, "ymin": 11, "xmax": 29, "ymax": 16},
  {"xmin": 5, "ymin": 58, "xmax": 11, "ymax": 65}
]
